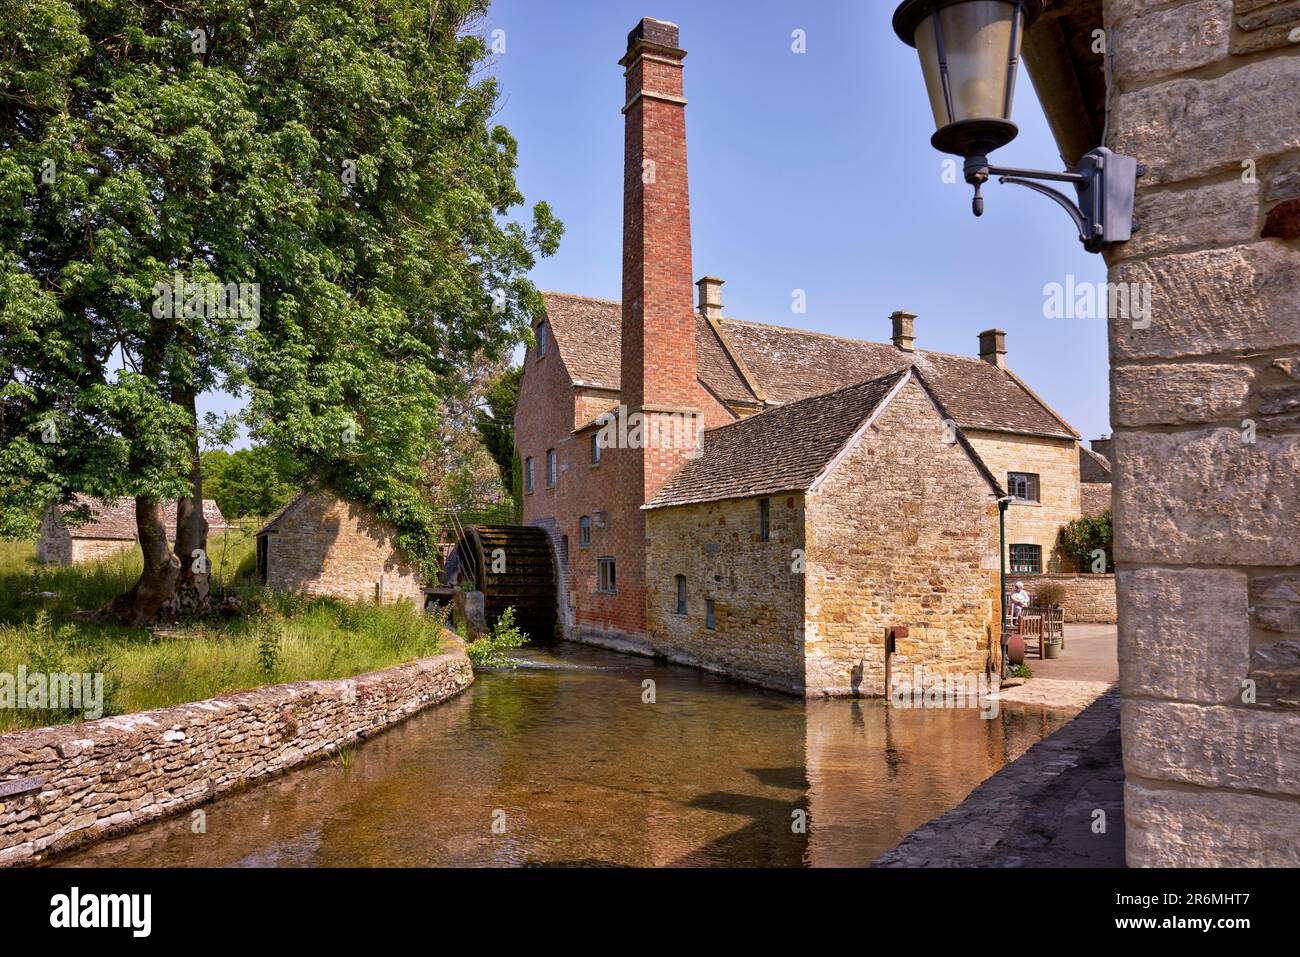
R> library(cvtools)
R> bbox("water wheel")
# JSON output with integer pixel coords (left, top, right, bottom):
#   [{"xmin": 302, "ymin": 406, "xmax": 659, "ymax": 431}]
[{"xmin": 450, "ymin": 525, "xmax": 557, "ymax": 641}]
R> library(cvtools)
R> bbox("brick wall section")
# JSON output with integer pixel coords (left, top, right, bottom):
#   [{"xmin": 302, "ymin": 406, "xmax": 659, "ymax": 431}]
[
  {"xmin": 803, "ymin": 378, "xmax": 1000, "ymax": 696},
  {"xmin": 645, "ymin": 494, "xmax": 806, "ymax": 693},
  {"xmin": 1031, "ymin": 573, "xmax": 1117, "ymax": 624},
  {"xmin": 1103, "ymin": 0, "xmax": 1300, "ymax": 864},
  {"xmin": 0, "ymin": 638, "xmax": 472, "ymax": 867},
  {"xmin": 263, "ymin": 495, "xmax": 423, "ymax": 605},
  {"xmin": 964, "ymin": 430, "xmax": 1082, "ymax": 571}
]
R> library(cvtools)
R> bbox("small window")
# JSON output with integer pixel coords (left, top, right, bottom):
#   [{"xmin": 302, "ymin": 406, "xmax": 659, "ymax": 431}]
[
  {"xmin": 590, "ymin": 432, "xmax": 602, "ymax": 465},
  {"xmin": 536, "ymin": 321, "xmax": 547, "ymax": 358},
  {"xmin": 705, "ymin": 599, "xmax": 716, "ymax": 630},
  {"xmin": 597, "ymin": 557, "xmax": 616, "ymax": 594},
  {"xmin": 546, "ymin": 449, "xmax": 557, "ymax": 487},
  {"xmin": 579, "ymin": 515, "xmax": 591, "ymax": 547},
  {"xmin": 675, "ymin": 575, "xmax": 687, "ymax": 615},
  {"xmin": 1007, "ymin": 472, "xmax": 1040, "ymax": 503},
  {"xmin": 524, "ymin": 457, "xmax": 534, "ymax": 493},
  {"xmin": 1010, "ymin": 544, "xmax": 1042, "ymax": 575},
  {"xmin": 759, "ymin": 498, "xmax": 770, "ymax": 541}
]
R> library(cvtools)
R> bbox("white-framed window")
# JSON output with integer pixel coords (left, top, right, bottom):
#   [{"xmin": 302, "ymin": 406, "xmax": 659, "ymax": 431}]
[
  {"xmin": 524, "ymin": 457, "xmax": 534, "ymax": 493},
  {"xmin": 597, "ymin": 557, "xmax": 616, "ymax": 594},
  {"xmin": 546, "ymin": 448, "xmax": 557, "ymax": 487},
  {"xmin": 579, "ymin": 515, "xmax": 591, "ymax": 547},
  {"xmin": 675, "ymin": 575, "xmax": 687, "ymax": 615},
  {"xmin": 705, "ymin": 599, "xmax": 716, "ymax": 630},
  {"xmin": 536, "ymin": 321, "xmax": 547, "ymax": 358},
  {"xmin": 1010, "ymin": 543, "xmax": 1042, "ymax": 575},
  {"xmin": 591, "ymin": 431, "xmax": 602, "ymax": 465},
  {"xmin": 1007, "ymin": 472, "xmax": 1040, "ymax": 503}
]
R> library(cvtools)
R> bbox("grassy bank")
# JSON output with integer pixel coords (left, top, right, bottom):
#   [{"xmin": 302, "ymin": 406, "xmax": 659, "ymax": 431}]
[{"xmin": 0, "ymin": 531, "xmax": 444, "ymax": 733}]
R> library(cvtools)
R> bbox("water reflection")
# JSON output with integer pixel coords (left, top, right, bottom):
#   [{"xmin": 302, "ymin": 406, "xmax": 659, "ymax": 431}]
[{"xmin": 57, "ymin": 641, "xmax": 1070, "ymax": 867}]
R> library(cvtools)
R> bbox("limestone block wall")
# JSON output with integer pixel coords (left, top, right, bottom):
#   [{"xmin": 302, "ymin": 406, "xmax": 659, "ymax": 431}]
[
  {"xmin": 964, "ymin": 430, "xmax": 1081, "ymax": 571},
  {"xmin": 804, "ymin": 379, "xmax": 1000, "ymax": 696},
  {"xmin": 0, "ymin": 639, "xmax": 472, "ymax": 867},
  {"xmin": 1031, "ymin": 573, "xmax": 1117, "ymax": 624},
  {"xmin": 645, "ymin": 494, "xmax": 806, "ymax": 693},
  {"xmin": 1104, "ymin": 0, "xmax": 1300, "ymax": 865},
  {"xmin": 263, "ymin": 495, "xmax": 423, "ymax": 605},
  {"xmin": 1081, "ymin": 482, "xmax": 1112, "ymax": 517}
]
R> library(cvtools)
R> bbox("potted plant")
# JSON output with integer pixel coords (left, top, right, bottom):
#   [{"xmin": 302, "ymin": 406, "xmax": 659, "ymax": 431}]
[{"xmin": 1034, "ymin": 582, "xmax": 1066, "ymax": 658}]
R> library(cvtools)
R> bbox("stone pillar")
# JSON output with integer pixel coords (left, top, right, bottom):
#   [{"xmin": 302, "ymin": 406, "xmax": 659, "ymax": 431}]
[{"xmin": 1105, "ymin": 0, "xmax": 1300, "ymax": 865}]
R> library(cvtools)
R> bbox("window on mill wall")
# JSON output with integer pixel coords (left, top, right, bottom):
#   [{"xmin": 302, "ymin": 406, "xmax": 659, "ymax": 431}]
[{"xmin": 675, "ymin": 575, "xmax": 687, "ymax": 614}]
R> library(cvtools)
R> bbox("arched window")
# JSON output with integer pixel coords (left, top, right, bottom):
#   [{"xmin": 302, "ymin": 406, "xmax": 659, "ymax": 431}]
[
  {"xmin": 675, "ymin": 575, "xmax": 687, "ymax": 615},
  {"xmin": 579, "ymin": 515, "xmax": 591, "ymax": 547}
]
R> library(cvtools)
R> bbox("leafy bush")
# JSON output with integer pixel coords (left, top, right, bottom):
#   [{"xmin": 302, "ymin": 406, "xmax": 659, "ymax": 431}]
[
  {"xmin": 1034, "ymin": 582, "xmax": 1067, "ymax": 607},
  {"xmin": 1060, "ymin": 511, "xmax": 1113, "ymax": 573},
  {"xmin": 465, "ymin": 606, "xmax": 529, "ymax": 668}
]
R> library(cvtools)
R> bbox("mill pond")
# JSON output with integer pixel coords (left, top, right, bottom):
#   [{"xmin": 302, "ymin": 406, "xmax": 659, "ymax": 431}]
[{"xmin": 57, "ymin": 640, "xmax": 1071, "ymax": 867}]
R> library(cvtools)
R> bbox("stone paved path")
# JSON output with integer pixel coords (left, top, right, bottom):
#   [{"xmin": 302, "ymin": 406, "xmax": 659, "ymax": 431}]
[{"xmin": 874, "ymin": 690, "xmax": 1125, "ymax": 867}]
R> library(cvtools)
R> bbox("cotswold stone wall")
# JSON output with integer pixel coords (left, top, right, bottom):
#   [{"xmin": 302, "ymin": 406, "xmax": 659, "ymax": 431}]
[
  {"xmin": 1081, "ymin": 482, "xmax": 1111, "ymax": 517},
  {"xmin": 645, "ymin": 494, "xmax": 806, "ymax": 693},
  {"xmin": 1104, "ymin": 0, "xmax": 1300, "ymax": 865},
  {"xmin": 964, "ymin": 430, "xmax": 1081, "ymax": 571},
  {"xmin": 1031, "ymin": 573, "xmax": 1117, "ymax": 624},
  {"xmin": 264, "ymin": 495, "xmax": 423, "ymax": 605},
  {"xmin": 804, "ymin": 379, "xmax": 1000, "ymax": 696},
  {"xmin": 0, "ymin": 639, "xmax": 472, "ymax": 867}
]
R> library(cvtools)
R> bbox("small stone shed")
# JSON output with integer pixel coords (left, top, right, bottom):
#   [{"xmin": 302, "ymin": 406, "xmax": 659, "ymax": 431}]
[
  {"xmin": 255, "ymin": 492, "xmax": 424, "ymax": 605},
  {"xmin": 37, "ymin": 495, "xmax": 231, "ymax": 566}
]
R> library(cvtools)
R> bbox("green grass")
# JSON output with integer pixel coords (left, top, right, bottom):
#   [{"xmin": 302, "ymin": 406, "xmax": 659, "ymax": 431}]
[{"xmin": 0, "ymin": 531, "xmax": 444, "ymax": 733}]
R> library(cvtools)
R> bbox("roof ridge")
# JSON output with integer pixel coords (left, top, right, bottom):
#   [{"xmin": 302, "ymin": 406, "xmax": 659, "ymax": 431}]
[
  {"xmin": 717, "ymin": 316, "xmax": 1001, "ymax": 365},
  {"xmin": 539, "ymin": 290, "xmax": 621, "ymax": 306},
  {"xmin": 701, "ymin": 366, "xmax": 909, "ymax": 438}
]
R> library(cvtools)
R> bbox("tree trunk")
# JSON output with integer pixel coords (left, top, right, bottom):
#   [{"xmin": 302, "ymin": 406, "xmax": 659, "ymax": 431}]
[
  {"xmin": 82, "ymin": 497, "xmax": 181, "ymax": 627},
  {"xmin": 170, "ymin": 387, "xmax": 211, "ymax": 616}
]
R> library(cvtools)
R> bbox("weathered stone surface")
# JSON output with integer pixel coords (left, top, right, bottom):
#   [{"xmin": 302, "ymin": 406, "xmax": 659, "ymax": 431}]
[
  {"xmin": 1113, "ymin": 0, "xmax": 1232, "ymax": 84},
  {"xmin": 1110, "ymin": 57, "xmax": 1300, "ymax": 187},
  {"xmin": 1111, "ymin": 244, "xmax": 1300, "ymax": 360},
  {"xmin": 1264, "ymin": 153, "xmax": 1300, "ymax": 203},
  {"xmin": 1113, "ymin": 429, "xmax": 1300, "ymax": 565},
  {"xmin": 1117, "ymin": 568, "xmax": 1250, "ymax": 703},
  {"xmin": 1125, "ymin": 178, "xmax": 1259, "ymax": 258},
  {"xmin": 1229, "ymin": 0, "xmax": 1300, "ymax": 55},
  {"xmin": 0, "ymin": 637, "xmax": 473, "ymax": 867},
  {"xmin": 1111, "ymin": 362, "xmax": 1254, "ymax": 426},
  {"xmin": 1125, "ymin": 780, "xmax": 1300, "ymax": 866},
  {"xmin": 1250, "ymin": 573, "xmax": 1300, "ymax": 635},
  {"xmin": 1122, "ymin": 698, "xmax": 1300, "ymax": 794}
]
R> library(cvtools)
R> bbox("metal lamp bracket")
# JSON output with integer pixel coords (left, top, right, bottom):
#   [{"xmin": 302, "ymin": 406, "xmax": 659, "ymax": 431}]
[{"xmin": 964, "ymin": 147, "xmax": 1143, "ymax": 253}]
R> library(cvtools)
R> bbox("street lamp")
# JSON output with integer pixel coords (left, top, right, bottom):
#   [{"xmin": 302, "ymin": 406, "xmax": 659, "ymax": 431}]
[{"xmin": 892, "ymin": 0, "xmax": 1140, "ymax": 252}]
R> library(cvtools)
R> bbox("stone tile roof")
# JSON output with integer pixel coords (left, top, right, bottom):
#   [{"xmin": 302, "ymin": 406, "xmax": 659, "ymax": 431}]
[
  {"xmin": 645, "ymin": 369, "xmax": 909, "ymax": 509},
  {"xmin": 256, "ymin": 490, "xmax": 309, "ymax": 536},
  {"xmin": 1079, "ymin": 444, "xmax": 1112, "ymax": 483},
  {"xmin": 56, "ymin": 494, "xmax": 230, "ymax": 539},
  {"xmin": 539, "ymin": 293, "xmax": 1076, "ymax": 439}
]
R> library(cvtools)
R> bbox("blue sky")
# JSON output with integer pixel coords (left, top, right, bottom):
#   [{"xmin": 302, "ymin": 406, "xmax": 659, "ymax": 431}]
[
  {"xmin": 202, "ymin": 0, "xmax": 1111, "ymax": 448},
  {"xmin": 482, "ymin": 0, "xmax": 1111, "ymax": 443}
]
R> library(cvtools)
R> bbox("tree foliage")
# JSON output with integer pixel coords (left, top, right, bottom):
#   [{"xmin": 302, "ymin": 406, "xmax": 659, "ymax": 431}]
[
  {"xmin": 0, "ymin": 0, "xmax": 561, "ymax": 618},
  {"xmin": 1060, "ymin": 511, "xmax": 1113, "ymax": 573},
  {"xmin": 200, "ymin": 445, "xmax": 297, "ymax": 520},
  {"xmin": 472, "ymin": 364, "xmax": 520, "ymax": 508}
]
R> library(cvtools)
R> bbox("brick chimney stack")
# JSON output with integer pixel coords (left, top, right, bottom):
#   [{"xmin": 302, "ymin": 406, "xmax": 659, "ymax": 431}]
[
  {"xmin": 978, "ymin": 328, "xmax": 1007, "ymax": 368},
  {"xmin": 696, "ymin": 276, "xmax": 723, "ymax": 320},
  {"xmin": 890, "ymin": 311, "xmax": 916, "ymax": 352},
  {"xmin": 619, "ymin": 18, "xmax": 698, "ymax": 411}
]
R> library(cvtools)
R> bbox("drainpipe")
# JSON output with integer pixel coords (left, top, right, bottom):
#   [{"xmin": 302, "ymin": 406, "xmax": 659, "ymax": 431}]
[{"xmin": 997, "ymin": 496, "xmax": 1012, "ymax": 678}]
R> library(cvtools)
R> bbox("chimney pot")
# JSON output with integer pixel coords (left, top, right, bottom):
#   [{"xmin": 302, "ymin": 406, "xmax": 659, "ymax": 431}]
[
  {"xmin": 890, "ymin": 311, "xmax": 916, "ymax": 352},
  {"xmin": 696, "ymin": 277, "xmax": 724, "ymax": 320},
  {"xmin": 978, "ymin": 328, "xmax": 1007, "ymax": 368}
]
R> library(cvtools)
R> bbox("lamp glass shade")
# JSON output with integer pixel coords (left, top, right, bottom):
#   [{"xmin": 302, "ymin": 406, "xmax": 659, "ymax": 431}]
[{"xmin": 913, "ymin": 1, "xmax": 1022, "ymax": 131}]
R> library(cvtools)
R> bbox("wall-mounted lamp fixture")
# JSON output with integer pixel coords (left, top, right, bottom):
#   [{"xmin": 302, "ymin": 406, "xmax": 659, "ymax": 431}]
[{"xmin": 892, "ymin": 0, "xmax": 1141, "ymax": 252}]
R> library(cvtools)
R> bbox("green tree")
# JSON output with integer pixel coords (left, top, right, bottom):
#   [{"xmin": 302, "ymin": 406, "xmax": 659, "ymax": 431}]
[
  {"xmin": 472, "ymin": 364, "xmax": 521, "ymax": 508},
  {"xmin": 0, "ymin": 0, "xmax": 561, "ymax": 624},
  {"xmin": 201, "ymin": 445, "xmax": 297, "ymax": 520},
  {"xmin": 1060, "ymin": 511, "xmax": 1113, "ymax": 573}
]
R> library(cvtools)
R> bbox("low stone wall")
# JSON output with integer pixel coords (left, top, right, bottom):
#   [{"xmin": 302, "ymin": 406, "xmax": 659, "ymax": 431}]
[
  {"xmin": 1032, "ymin": 573, "xmax": 1116, "ymax": 624},
  {"xmin": 0, "ymin": 637, "xmax": 473, "ymax": 867}
]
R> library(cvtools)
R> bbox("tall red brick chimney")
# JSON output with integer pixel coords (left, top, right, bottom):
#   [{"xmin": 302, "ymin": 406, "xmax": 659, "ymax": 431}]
[{"xmin": 619, "ymin": 17, "xmax": 698, "ymax": 413}]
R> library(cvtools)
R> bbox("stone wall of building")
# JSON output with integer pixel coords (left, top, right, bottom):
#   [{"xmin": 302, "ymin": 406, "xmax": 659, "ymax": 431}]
[
  {"xmin": 804, "ymin": 378, "xmax": 1001, "ymax": 696},
  {"xmin": 964, "ymin": 430, "xmax": 1082, "ymax": 572},
  {"xmin": 1030, "ymin": 573, "xmax": 1117, "ymax": 624},
  {"xmin": 1081, "ymin": 482, "xmax": 1111, "ymax": 517},
  {"xmin": 1104, "ymin": 0, "xmax": 1300, "ymax": 865},
  {"xmin": 645, "ymin": 494, "xmax": 806, "ymax": 693},
  {"xmin": 0, "ymin": 638, "xmax": 472, "ymax": 867},
  {"xmin": 263, "ymin": 495, "xmax": 423, "ymax": 605}
]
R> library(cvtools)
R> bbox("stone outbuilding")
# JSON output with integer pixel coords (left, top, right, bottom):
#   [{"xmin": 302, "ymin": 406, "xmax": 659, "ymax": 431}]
[
  {"xmin": 37, "ymin": 495, "xmax": 231, "ymax": 566},
  {"xmin": 644, "ymin": 367, "xmax": 1004, "ymax": 696},
  {"xmin": 254, "ymin": 492, "xmax": 423, "ymax": 605}
]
